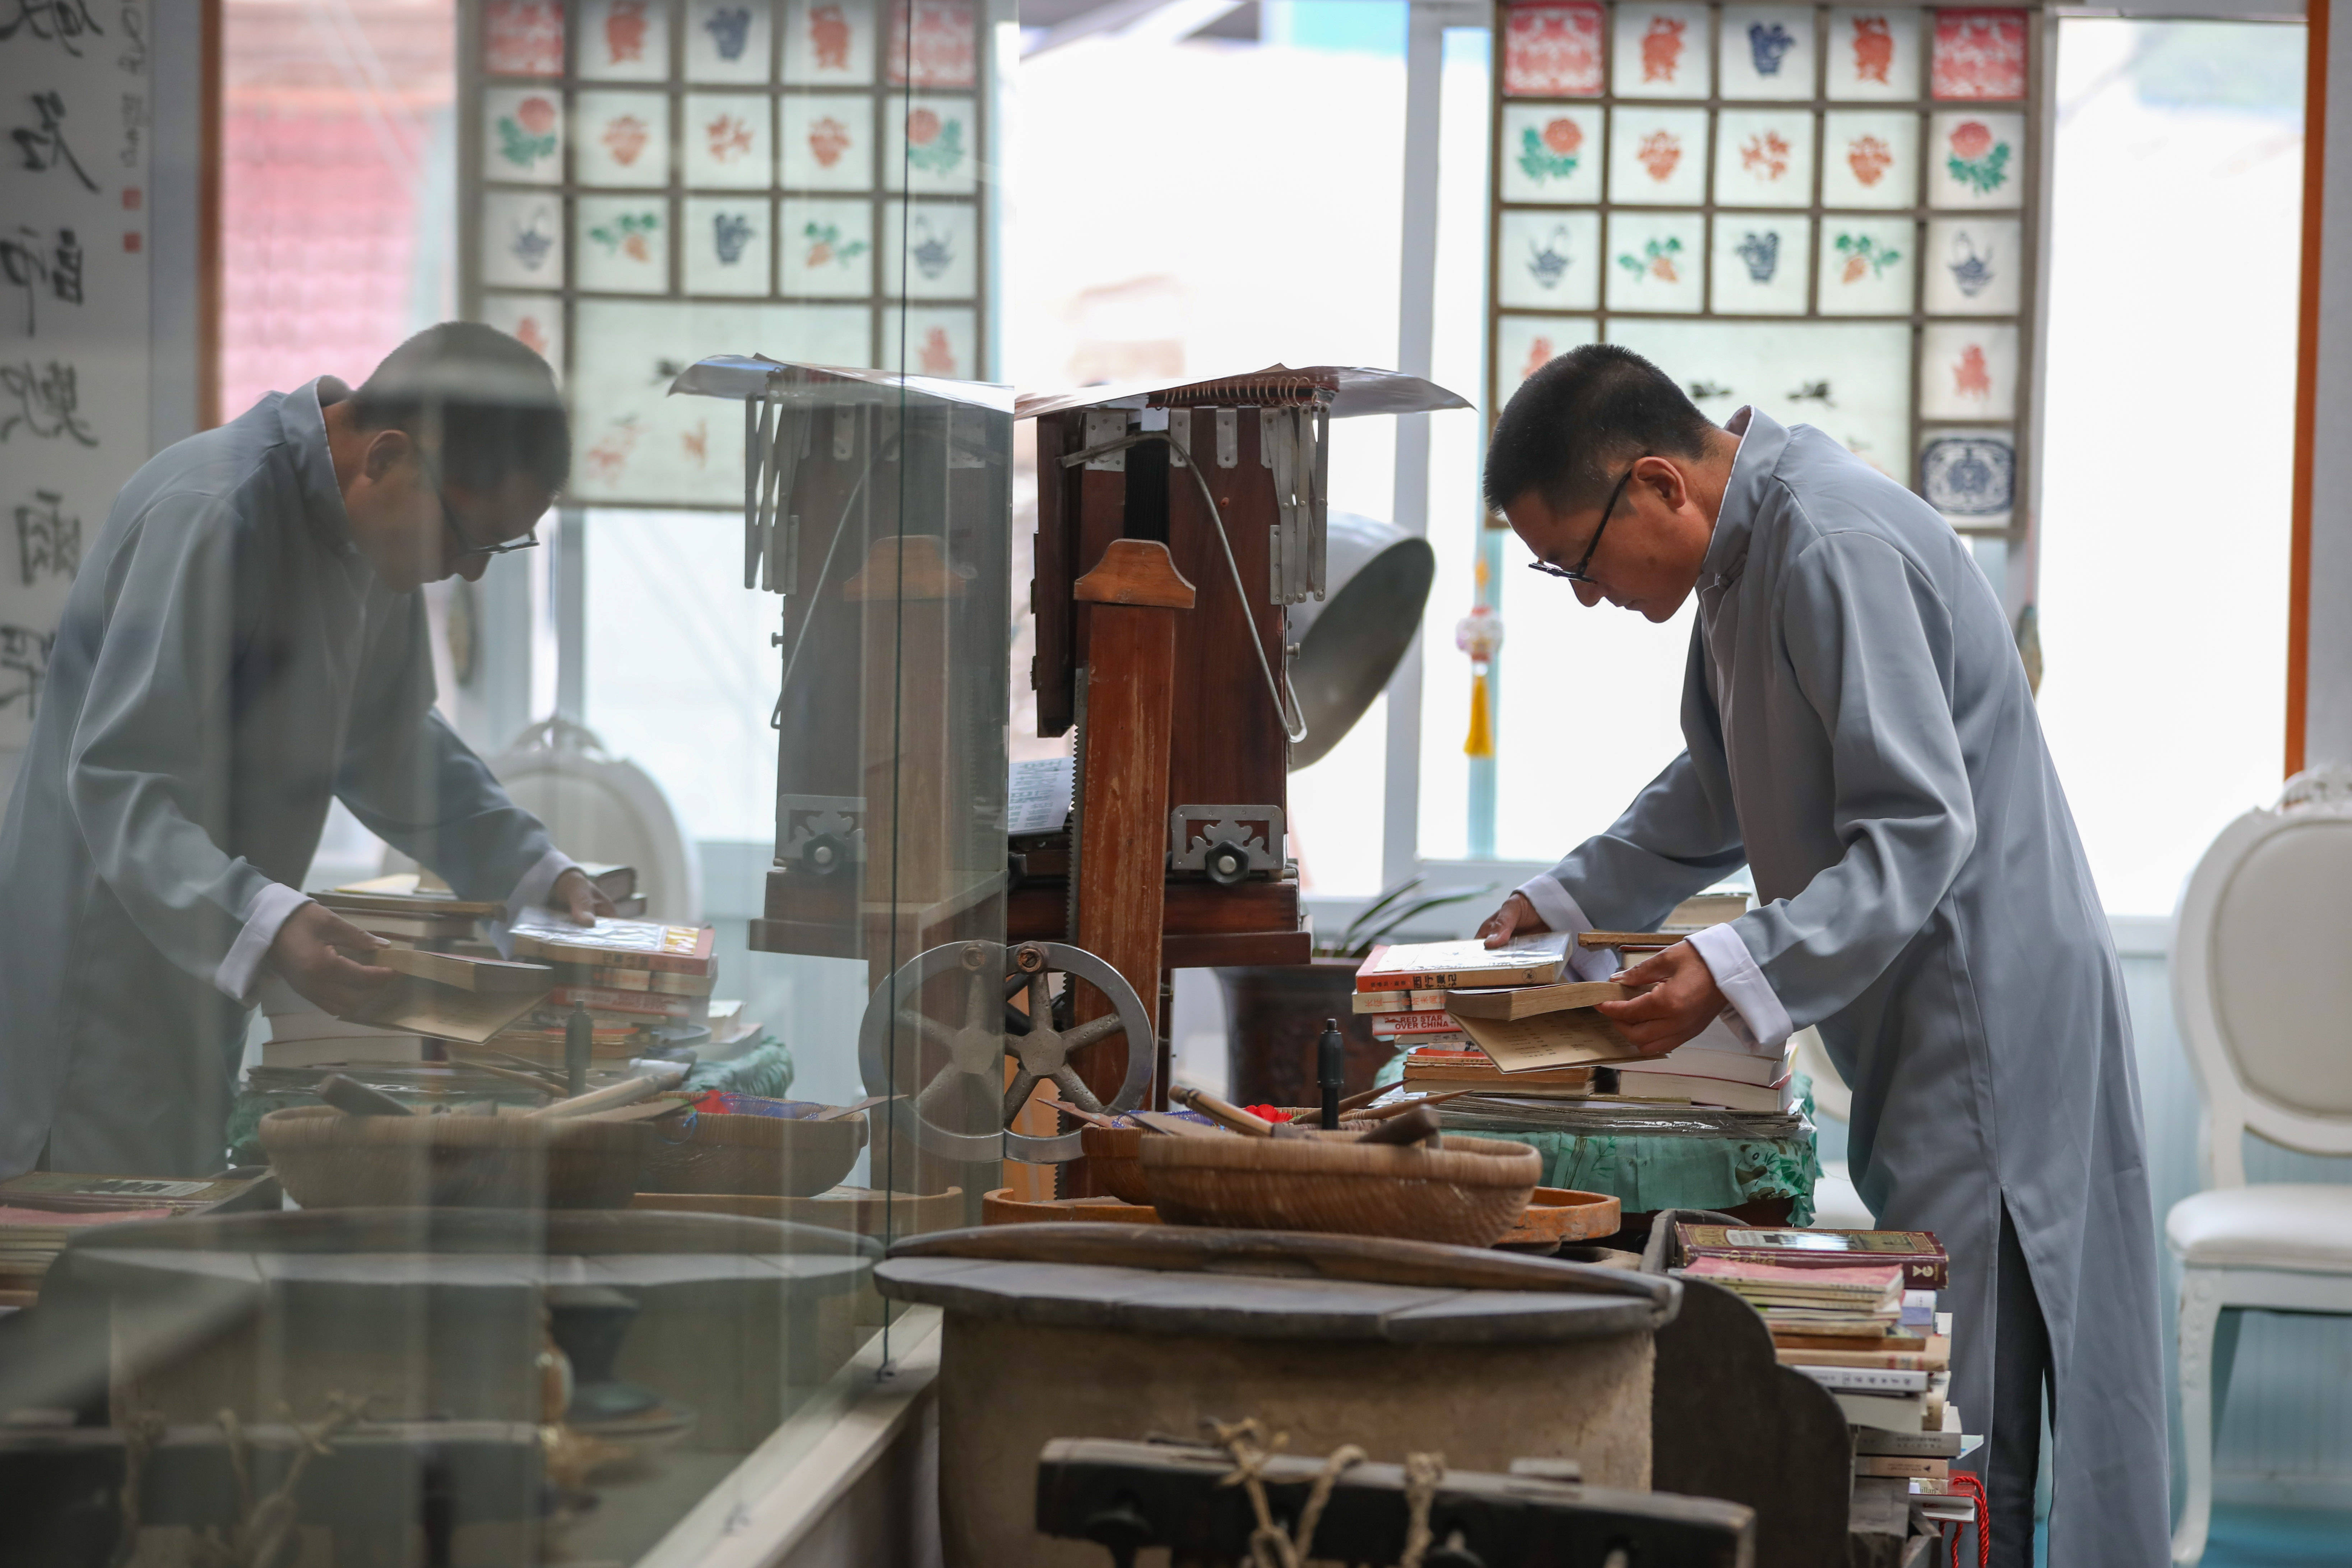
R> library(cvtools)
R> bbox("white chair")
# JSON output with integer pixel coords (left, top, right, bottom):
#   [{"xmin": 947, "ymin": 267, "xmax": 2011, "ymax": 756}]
[{"xmin": 2165, "ymin": 765, "xmax": 2352, "ymax": 1565}]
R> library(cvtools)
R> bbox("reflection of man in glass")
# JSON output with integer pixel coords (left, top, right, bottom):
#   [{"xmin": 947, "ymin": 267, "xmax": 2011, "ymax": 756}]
[{"xmin": 0, "ymin": 324, "xmax": 610, "ymax": 1178}]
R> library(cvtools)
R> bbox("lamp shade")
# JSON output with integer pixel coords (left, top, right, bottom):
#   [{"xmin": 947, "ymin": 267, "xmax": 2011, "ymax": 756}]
[{"xmin": 1285, "ymin": 513, "xmax": 1436, "ymax": 771}]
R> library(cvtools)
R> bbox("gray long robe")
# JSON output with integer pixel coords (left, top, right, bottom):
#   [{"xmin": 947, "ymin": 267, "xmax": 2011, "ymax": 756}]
[
  {"xmin": 0, "ymin": 379, "xmax": 560, "ymax": 1178},
  {"xmin": 1521, "ymin": 409, "xmax": 2169, "ymax": 1562}
]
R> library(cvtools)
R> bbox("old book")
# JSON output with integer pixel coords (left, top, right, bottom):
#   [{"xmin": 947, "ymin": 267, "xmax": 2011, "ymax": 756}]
[
  {"xmin": 1613, "ymin": 1069, "xmax": 1794, "ymax": 1114},
  {"xmin": 1401, "ymin": 1078, "xmax": 1591, "ymax": 1100},
  {"xmin": 1451, "ymin": 1007, "xmax": 1647, "ymax": 1073},
  {"xmin": 1790, "ymin": 1364, "xmax": 1929, "ymax": 1394},
  {"xmin": 1850, "ymin": 1427, "xmax": 1968, "ymax": 1459},
  {"xmin": 509, "ymin": 915, "xmax": 717, "ymax": 977},
  {"xmin": 1367, "ymin": 1011, "xmax": 1461, "ymax": 1035},
  {"xmin": 1444, "ymin": 980, "xmax": 1629, "ymax": 1021},
  {"xmin": 546, "ymin": 985, "xmax": 695, "ymax": 1019},
  {"xmin": 316, "ymin": 889, "xmax": 504, "ymax": 920},
  {"xmin": 1354, "ymin": 935, "xmax": 1569, "ymax": 993},
  {"xmin": 1774, "ymin": 1330, "xmax": 1925, "ymax": 1352},
  {"xmin": 1776, "ymin": 1337, "xmax": 1950, "ymax": 1372},
  {"xmin": 1833, "ymin": 1390, "xmax": 1929, "ymax": 1433},
  {"xmin": 261, "ymin": 1036, "xmax": 431, "ymax": 1068},
  {"xmin": 1641, "ymin": 1039, "xmax": 1795, "ymax": 1084},
  {"xmin": 1678, "ymin": 1225, "xmax": 1950, "ymax": 1291},
  {"xmin": 338, "ymin": 912, "xmax": 481, "ymax": 942},
  {"xmin": 346, "ymin": 976, "xmax": 547, "ymax": 1045},
  {"xmin": 1351, "ymin": 989, "xmax": 1449, "ymax": 1015},
  {"xmin": 1400, "ymin": 1049, "xmax": 1594, "ymax": 1085},
  {"xmin": 1683, "ymin": 1256, "xmax": 1906, "ymax": 1302},
  {"xmin": 378, "ymin": 947, "xmax": 555, "ymax": 994},
  {"xmin": 1855, "ymin": 1455, "xmax": 1948, "ymax": 1479},
  {"xmin": 548, "ymin": 963, "xmax": 717, "ymax": 997}
]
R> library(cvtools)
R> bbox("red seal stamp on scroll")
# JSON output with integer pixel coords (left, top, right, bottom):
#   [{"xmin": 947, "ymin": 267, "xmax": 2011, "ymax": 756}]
[
  {"xmin": 1932, "ymin": 9, "xmax": 2027, "ymax": 101},
  {"xmin": 1504, "ymin": 3, "xmax": 1604, "ymax": 98}
]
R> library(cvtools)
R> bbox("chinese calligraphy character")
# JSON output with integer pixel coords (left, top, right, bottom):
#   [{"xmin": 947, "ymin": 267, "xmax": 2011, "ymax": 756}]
[
  {"xmin": 12, "ymin": 91, "xmax": 99, "ymax": 193},
  {"xmin": 0, "ymin": 623, "xmax": 55, "ymax": 720},
  {"xmin": 0, "ymin": 0, "xmax": 102, "ymax": 57},
  {"xmin": 0, "ymin": 227, "xmax": 85, "ymax": 333},
  {"xmin": 0, "ymin": 361, "xmax": 98, "ymax": 445},
  {"xmin": 115, "ymin": 0, "xmax": 143, "ymax": 72},
  {"xmin": 15, "ymin": 489, "xmax": 81, "ymax": 585}
]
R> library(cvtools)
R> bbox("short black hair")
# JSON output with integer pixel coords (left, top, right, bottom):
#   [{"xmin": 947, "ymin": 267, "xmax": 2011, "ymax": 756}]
[
  {"xmin": 1482, "ymin": 343, "xmax": 1718, "ymax": 519},
  {"xmin": 351, "ymin": 322, "xmax": 570, "ymax": 495}
]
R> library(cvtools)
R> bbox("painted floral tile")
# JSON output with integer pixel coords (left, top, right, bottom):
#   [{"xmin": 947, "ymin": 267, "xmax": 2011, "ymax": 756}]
[
  {"xmin": 1503, "ymin": 2, "xmax": 1605, "ymax": 97},
  {"xmin": 1496, "ymin": 210, "xmax": 1601, "ymax": 311},
  {"xmin": 482, "ymin": 88, "xmax": 564, "ymax": 186},
  {"xmin": 576, "ymin": 196, "xmax": 671, "ymax": 293},
  {"xmin": 1826, "ymin": 9, "xmax": 1921, "ymax": 100},
  {"xmin": 882, "ymin": 305, "xmax": 978, "ymax": 377},
  {"xmin": 782, "ymin": 95, "xmax": 874, "ymax": 189},
  {"xmin": 1919, "ymin": 322, "xmax": 2017, "ymax": 420},
  {"xmin": 883, "ymin": 200, "xmax": 979, "ymax": 299},
  {"xmin": 1820, "ymin": 111, "xmax": 1917, "ymax": 209},
  {"xmin": 484, "ymin": 0, "xmax": 565, "ymax": 76},
  {"xmin": 1494, "ymin": 314, "xmax": 1598, "ymax": 403},
  {"xmin": 780, "ymin": 196, "xmax": 876, "ymax": 297},
  {"xmin": 885, "ymin": 97, "xmax": 979, "ymax": 195},
  {"xmin": 1711, "ymin": 215, "xmax": 1811, "ymax": 315},
  {"xmin": 684, "ymin": 94, "xmax": 773, "ymax": 188},
  {"xmin": 1606, "ymin": 107, "xmax": 1707, "ymax": 205},
  {"xmin": 1719, "ymin": 7, "xmax": 1816, "ymax": 101},
  {"xmin": 1613, "ymin": 4, "xmax": 1710, "ymax": 99},
  {"xmin": 480, "ymin": 293, "xmax": 566, "ymax": 377},
  {"xmin": 576, "ymin": 91, "xmax": 673, "ymax": 187},
  {"xmin": 579, "ymin": 0, "xmax": 671, "ymax": 81},
  {"xmin": 1815, "ymin": 218, "xmax": 1915, "ymax": 316},
  {"xmin": 784, "ymin": 0, "xmax": 876, "ymax": 85},
  {"xmin": 1931, "ymin": 9, "xmax": 2027, "ymax": 101},
  {"xmin": 1605, "ymin": 319, "xmax": 1912, "ymax": 474},
  {"xmin": 1499, "ymin": 105, "xmax": 1603, "ymax": 205},
  {"xmin": 1927, "ymin": 112, "xmax": 2024, "ymax": 209},
  {"xmin": 1919, "ymin": 428, "xmax": 2015, "ymax": 527},
  {"xmin": 481, "ymin": 192, "xmax": 564, "ymax": 288},
  {"xmin": 687, "ymin": 1, "xmax": 774, "ymax": 83},
  {"xmin": 685, "ymin": 196, "xmax": 773, "ymax": 294},
  {"xmin": 888, "ymin": 0, "xmax": 976, "ymax": 89},
  {"xmin": 1714, "ymin": 110, "xmax": 1815, "ymax": 209},
  {"xmin": 1605, "ymin": 211, "xmax": 1705, "ymax": 313},
  {"xmin": 1923, "ymin": 217, "xmax": 2021, "ymax": 315}
]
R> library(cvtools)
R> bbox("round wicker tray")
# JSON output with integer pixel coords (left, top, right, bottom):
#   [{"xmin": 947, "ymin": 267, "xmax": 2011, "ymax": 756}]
[
  {"xmin": 258, "ymin": 1105, "xmax": 650, "ymax": 1210},
  {"xmin": 1141, "ymin": 1133, "xmax": 1541, "ymax": 1247},
  {"xmin": 980, "ymin": 1188, "xmax": 1160, "ymax": 1226}
]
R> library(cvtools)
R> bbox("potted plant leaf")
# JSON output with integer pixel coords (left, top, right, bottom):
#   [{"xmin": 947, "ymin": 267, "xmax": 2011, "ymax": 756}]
[{"xmin": 1214, "ymin": 877, "xmax": 1493, "ymax": 1107}]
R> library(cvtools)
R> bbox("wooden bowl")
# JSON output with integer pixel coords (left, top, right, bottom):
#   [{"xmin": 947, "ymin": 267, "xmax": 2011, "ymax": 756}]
[
  {"xmin": 980, "ymin": 1188, "xmax": 1160, "ymax": 1226},
  {"xmin": 630, "ymin": 1187, "xmax": 966, "ymax": 1236},
  {"xmin": 1493, "ymin": 1188, "xmax": 1623, "ymax": 1250},
  {"xmin": 1078, "ymin": 1125, "xmax": 1151, "ymax": 1204},
  {"xmin": 1141, "ymin": 1134, "xmax": 1541, "ymax": 1248},
  {"xmin": 258, "ymin": 1105, "xmax": 649, "ymax": 1210},
  {"xmin": 637, "ymin": 1102, "xmax": 868, "ymax": 1198}
]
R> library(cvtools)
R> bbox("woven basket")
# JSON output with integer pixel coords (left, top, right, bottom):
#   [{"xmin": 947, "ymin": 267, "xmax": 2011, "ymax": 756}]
[
  {"xmin": 1141, "ymin": 1133, "xmax": 1541, "ymax": 1247},
  {"xmin": 1078, "ymin": 1126, "xmax": 1151, "ymax": 1204},
  {"xmin": 637, "ymin": 1101, "xmax": 868, "ymax": 1198},
  {"xmin": 258, "ymin": 1105, "xmax": 649, "ymax": 1210}
]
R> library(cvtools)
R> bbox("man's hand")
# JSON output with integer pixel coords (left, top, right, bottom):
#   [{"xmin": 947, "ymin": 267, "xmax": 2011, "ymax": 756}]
[
  {"xmin": 1477, "ymin": 892, "xmax": 1549, "ymax": 949},
  {"xmin": 1595, "ymin": 941, "xmax": 1727, "ymax": 1054},
  {"xmin": 552, "ymin": 867, "xmax": 618, "ymax": 927},
  {"xmin": 269, "ymin": 901, "xmax": 396, "ymax": 1017}
]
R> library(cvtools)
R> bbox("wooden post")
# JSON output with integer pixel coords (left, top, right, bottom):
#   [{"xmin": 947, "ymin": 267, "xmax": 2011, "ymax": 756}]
[{"xmin": 1066, "ymin": 540, "xmax": 1194, "ymax": 1193}]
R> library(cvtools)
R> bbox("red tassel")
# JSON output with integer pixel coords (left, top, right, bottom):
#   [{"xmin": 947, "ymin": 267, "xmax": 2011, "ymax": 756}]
[{"xmin": 1941, "ymin": 1471, "xmax": 1990, "ymax": 1568}]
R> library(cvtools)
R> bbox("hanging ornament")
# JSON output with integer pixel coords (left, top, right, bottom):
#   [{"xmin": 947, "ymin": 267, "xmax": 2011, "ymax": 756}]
[{"xmin": 1456, "ymin": 559, "xmax": 1504, "ymax": 760}]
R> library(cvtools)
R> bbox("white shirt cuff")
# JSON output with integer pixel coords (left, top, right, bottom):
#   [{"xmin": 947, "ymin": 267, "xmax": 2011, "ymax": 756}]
[
  {"xmin": 215, "ymin": 883, "xmax": 312, "ymax": 1005},
  {"xmin": 1687, "ymin": 920, "xmax": 1795, "ymax": 1052},
  {"xmin": 492, "ymin": 849, "xmax": 580, "ymax": 957},
  {"xmin": 1513, "ymin": 874, "xmax": 1630, "ymax": 983}
]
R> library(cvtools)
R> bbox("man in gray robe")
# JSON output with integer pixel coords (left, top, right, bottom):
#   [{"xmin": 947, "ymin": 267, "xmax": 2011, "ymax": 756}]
[
  {"xmin": 1476, "ymin": 345, "xmax": 2168, "ymax": 1565},
  {"xmin": 0, "ymin": 323, "xmax": 608, "ymax": 1179}
]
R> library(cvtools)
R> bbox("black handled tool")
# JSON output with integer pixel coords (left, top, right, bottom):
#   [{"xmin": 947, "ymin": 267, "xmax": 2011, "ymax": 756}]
[{"xmin": 1317, "ymin": 1016, "xmax": 1344, "ymax": 1129}]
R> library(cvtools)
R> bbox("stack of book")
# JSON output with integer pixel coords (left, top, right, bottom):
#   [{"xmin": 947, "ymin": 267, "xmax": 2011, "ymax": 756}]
[
  {"xmin": 0, "ymin": 1171, "xmax": 276, "ymax": 1305},
  {"xmin": 1355, "ymin": 935, "xmax": 1650, "ymax": 1076},
  {"xmin": 258, "ymin": 879, "xmax": 507, "ymax": 1068},
  {"xmin": 1613, "ymin": 1031, "xmax": 1799, "ymax": 1114},
  {"xmin": 492, "ymin": 915, "xmax": 721, "ymax": 1064},
  {"xmin": 1398, "ymin": 1048, "xmax": 1594, "ymax": 1098}
]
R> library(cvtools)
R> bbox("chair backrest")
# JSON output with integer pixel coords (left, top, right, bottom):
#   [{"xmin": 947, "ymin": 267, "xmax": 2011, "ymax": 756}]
[{"xmin": 2170, "ymin": 765, "xmax": 2352, "ymax": 1186}]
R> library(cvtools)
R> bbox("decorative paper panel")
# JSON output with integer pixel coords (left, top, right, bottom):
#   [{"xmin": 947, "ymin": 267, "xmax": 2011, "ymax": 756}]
[
  {"xmin": 882, "ymin": 306, "xmax": 979, "ymax": 378},
  {"xmin": 1927, "ymin": 112, "xmax": 2024, "ymax": 209},
  {"xmin": 576, "ymin": 91, "xmax": 673, "ymax": 186},
  {"xmin": 1605, "ymin": 212, "xmax": 1705, "ymax": 313},
  {"xmin": 683, "ymin": 93, "xmax": 774, "ymax": 187},
  {"xmin": 576, "ymin": 196, "xmax": 671, "ymax": 292},
  {"xmin": 1494, "ymin": 315, "xmax": 1600, "ymax": 404},
  {"xmin": 483, "ymin": 88, "xmax": 565, "ymax": 185},
  {"xmin": 486, "ymin": 0, "xmax": 568, "ymax": 76},
  {"xmin": 1923, "ymin": 217, "xmax": 2021, "ymax": 316},
  {"xmin": 1919, "ymin": 323, "xmax": 2018, "ymax": 421},
  {"xmin": 888, "ymin": 0, "xmax": 978, "ymax": 89},
  {"xmin": 1613, "ymin": 5, "xmax": 1710, "ymax": 99},
  {"xmin": 687, "ymin": 1, "xmax": 775, "ymax": 82},
  {"xmin": 885, "ymin": 97, "xmax": 980, "ymax": 195},
  {"xmin": 479, "ymin": 293, "xmax": 568, "ymax": 377},
  {"xmin": 1606, "ymin": 107, "xmax": 1707, "ymax": 205},
  {"xmin": 1713, "ymin": 110, "xmax": 1814, "ymax": 209},
  {"xmin": 784, "ymin": 0, "xmax": 877, "ymax": 85},
  {"xmin": 1821, "ymin": 111, "xmax": 1917, "ymax": 209},
  {"xmin": 685, "ymin": 196, "xmax": 774, "ymax": 294},
  {"xmin": 1498, "ymin": 211, "xmax": 1602, "ymax": 311},
  {"xmin": 1504, "ymin": 3, "xmax": 1606, "ymax": 97},
  {"xmin": 1711, "ymin": 216, "xmax": 1811, "ymax": 315},
  {"xmin": 1605, "ymin": 319, "xmax": 1913, "ymax": 475},
  {"xmin": 1500, "ymin": 106, "xmax": 1604, "ymax": 206},
  {"xmin": 1825, "ymin": 9, "xmax": 1920, "ymax": 100},
  {"xmin": 1719, "ymin": 8, "xmax": 1816, "ymax": 101},
  {"xmin": 482, "ymin": 192, "xmax": 565, "ymax": 288},
  {"xmin": 578, "ymin": 0, "xmax": 672, "ymax": 81},
  {"xmin": 779, "ymin": 196, "xmax": 877, "ymax": 296},
  {"xmin": 1815, "ymin": 218, "xmax": 1914, "ymax": 316},
  {"xmin": 1920, "ymin": 428, "xmax": 2015, "ymax": 528},
  {"xmin": 882, "ymin": 201, "xmax": 980, "ymax": 299},
  {"xmin": 1931, "ymin": 9, "xmax": 2028, "ymax": 101},
  {"xmin": 781, "ymin": 95, "xmax": 875, "ymax": 189}
]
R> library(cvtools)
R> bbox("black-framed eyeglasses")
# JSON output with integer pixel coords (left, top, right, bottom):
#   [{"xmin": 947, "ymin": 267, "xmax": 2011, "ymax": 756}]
[
  {"xmin": 426, "ymin": 454, "xmax": 542, "ymax": 561},
  {"xmin": 1526, "ymin": 462, "xmax": 1635, "ymax": 585}
]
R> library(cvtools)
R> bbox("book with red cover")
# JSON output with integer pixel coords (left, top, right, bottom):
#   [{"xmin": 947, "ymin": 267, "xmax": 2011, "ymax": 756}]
[
  {"xmin": 1678, "ymin": 1224, "xmax": 1949, "ymax": 1290},
  {"xmin": 509, "ymin": 915, "xmax": 717, "ymax": 976},
  {"xmin": 1354, "ymin": 935, "xmax": 1569, "ymax": 993}
]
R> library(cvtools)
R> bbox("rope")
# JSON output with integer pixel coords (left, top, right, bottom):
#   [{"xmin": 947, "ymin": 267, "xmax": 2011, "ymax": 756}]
[
  {"xmin": 107, "ymin": 1394, "xmax": 369, "ymax": 1568},
  {"xmin": 1398, "ymin": 1452, "xmax": 1447, "ymax": 1568},
  {"xmin": 1206, "ymin": 1416, "xmax": 1444, "ymax": 1568},
  {"xmin": 1940, "ymin": 1470, "xmax": 1990, "ymax": 1568},
  {"xmin": 110, "ymin": 1411, "xmax": 167, "ymax": 1568}
]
